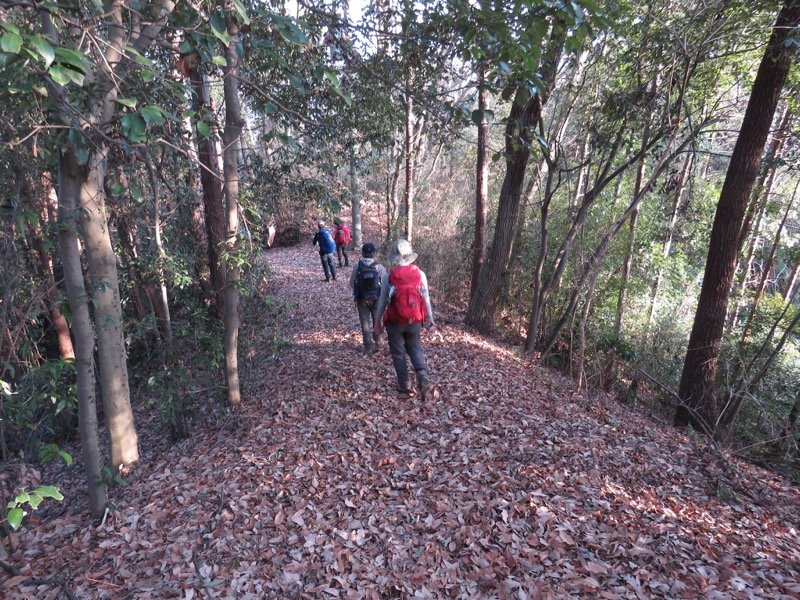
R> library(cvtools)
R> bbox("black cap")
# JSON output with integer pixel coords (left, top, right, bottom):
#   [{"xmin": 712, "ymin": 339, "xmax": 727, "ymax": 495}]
[{"xmin": 362, "ymin": 243, "xmax": 376, "ymax": 257}]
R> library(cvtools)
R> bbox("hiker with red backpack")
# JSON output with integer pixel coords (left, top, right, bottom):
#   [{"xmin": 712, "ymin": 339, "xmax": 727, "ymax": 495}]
[
  {"xmin": 333, "ymin": 217, "xmax": 351, "ymax": 268},
  {"xmin": 349, "ymin": 243, "xmax": 387, "ymax": 354},
  {"xmin": 374, "ymin": 239, "xmax": 436, "ymax": 398}
]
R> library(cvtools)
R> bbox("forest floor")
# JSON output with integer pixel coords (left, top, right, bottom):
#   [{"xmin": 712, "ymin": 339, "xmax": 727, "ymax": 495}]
[{"xmin": 2, "ymin": 243, "xmax": 800, "ymax": 599}]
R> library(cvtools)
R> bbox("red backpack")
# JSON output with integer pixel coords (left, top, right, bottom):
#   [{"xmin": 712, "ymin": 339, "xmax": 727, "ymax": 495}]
[
  {"xmin": 384, "ymin": 265, "xmax": 428, "ymax": 325},
  {"xmin": 334, "ymin": 224, "xmax": 351, "ymax": 245}
]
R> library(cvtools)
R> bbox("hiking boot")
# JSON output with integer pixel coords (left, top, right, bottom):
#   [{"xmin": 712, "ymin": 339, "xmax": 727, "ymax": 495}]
[
  {"xmin": 418, "ymin": 375, "xmax": 431, "ymax": 401},
  {"xmin": 396, "ymin": 384, "xmax": 412, "ymax": 396}
]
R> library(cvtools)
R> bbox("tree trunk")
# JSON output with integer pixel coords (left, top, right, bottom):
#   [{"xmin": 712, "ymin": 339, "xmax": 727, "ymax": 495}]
[
  {"xmin": 144, "ymin": 155, "xmax": 173, "ymax": 356},
  {"xmin": 222, "ymin": 9, "xmax": 244, "ymax": 408},
  {"xmin": 465, "ymin": 30, "xmax": 565, "ymax": 332},
  {"xmin": 386, "ymin": 148, "xmax": 402, "ymax": 245},
  {"xmin": 525, "ymin": 163, "xmax": 557, "ymax": 352},
  {"xmin": 676, "ymin": 0, "xmax": 800, "ymax": 433},
  {"xmin": 783, "ymin": 252, "xmax": 800, "ymax": 301},
  {"xmin": 73, "ymin": 147, "xmax": 139, "ymax": 469},
  {"xmin": 403, "ymin": 74, "xmax": 415, "ymax": 242},
  {"xmin": 470, "ymin": 64, "xmax": 489, "ymax": 299},
  {"xmin": 741, "ymin": 192, "xmax": 795, "ymax": 343},
  {"xmin": 727, "ymin": 112, "xmax": 787, "ymax": 336},
  {"xmin": 615, "ymin": 124, "xmax": 652, "ymax": 335},
  {"xmin": 647, "ymin": 153, "xmax": 693, "ymax": 327},
  {"xmin": 33, "ymin": 183, "xmax": 75, "ymax": 360},
  {"xmin": 190, "ymin": 67, "xmax": 227, "ymax": 313},
  {"xmin": 350, "ymin": 145, "xmax": 362, "ymax": 249},
  {"xmin": 57, "ymin": 154, "xmax": 106, "ymax": 518}
]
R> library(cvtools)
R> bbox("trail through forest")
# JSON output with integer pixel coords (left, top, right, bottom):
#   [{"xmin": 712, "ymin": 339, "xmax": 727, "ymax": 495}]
[{"xmin": 2, "ymin": 244, "xmax": 800, "ymax": 599}]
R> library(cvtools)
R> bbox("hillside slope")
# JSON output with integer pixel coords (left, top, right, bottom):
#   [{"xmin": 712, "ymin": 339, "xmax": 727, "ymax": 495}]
[{"xmin": 2, "ymin": 244, "xmax": 799, "ymax": 599}]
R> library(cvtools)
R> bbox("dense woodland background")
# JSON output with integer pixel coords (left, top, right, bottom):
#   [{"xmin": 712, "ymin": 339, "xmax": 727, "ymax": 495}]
[{"xmin": 0, "ymin": 0, "xmax": 799, "ymax": 584}]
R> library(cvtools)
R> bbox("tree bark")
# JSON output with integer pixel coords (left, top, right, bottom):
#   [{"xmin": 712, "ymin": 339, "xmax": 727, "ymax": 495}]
[
  {"xmin": 465, "ymin": 30, "xmax": 565, "ymax": 332},
  {"xmin": 350, "ymin": 144, "xmax": 362, "ymax": 249},
  {"xmin": 32, "ymin": 182, "xmax": 75, "ymax": 360},
  {"xmin": 74, "ymin": 147, "xmax": 139, "ymax": 469},
  {"xmin": 403, "ymin": 73, "xmax": 415, "ymax": 242},
  {"xmin": 190, "ymin": 67, "xmax": 227, "ymax": 314},
  {"xmin": 676, "ymin": 0, "xmax": 800, "ymax": 433},
  {"xmin": 221, "ymin": 8, "xmax": 244, "ymax": 408},
  {"xmin": 143, "ymin": 154, "xmax": 173, "ymax": 357},
  {"xmin": 57, "ymin": 154, "xmax": 106, "ymax": 518},
  {"xmin": 471, "ymin": 64, "xmax": 489, "ymax": 299}
]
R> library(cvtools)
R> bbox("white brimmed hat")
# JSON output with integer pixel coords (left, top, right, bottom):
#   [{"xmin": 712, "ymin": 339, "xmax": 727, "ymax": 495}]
[{"xmin": 388, "ymin": 239, "xmax": 418, "ymax": 266}]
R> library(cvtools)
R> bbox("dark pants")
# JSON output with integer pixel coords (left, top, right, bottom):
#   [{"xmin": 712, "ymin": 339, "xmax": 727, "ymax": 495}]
[
  {"xmin": 336, "ymin": 244, "xmax": 349, "ymax": 267},
  {"xmin": 386, "ymin": 322, "xmax": 427, "ymax": 389},
  {"xmin": 357, "ymin": 299, "xmax": 381, "ymax": 351},
  {"xmin": 319, "ymin": 252, "xmax": 337, "ymax": 280}
]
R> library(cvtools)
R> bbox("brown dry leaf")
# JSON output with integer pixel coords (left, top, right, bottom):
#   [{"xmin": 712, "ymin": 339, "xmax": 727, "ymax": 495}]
[{"xmin": 2, "ymin": 244, "xmax": 799, "ymax": 599}]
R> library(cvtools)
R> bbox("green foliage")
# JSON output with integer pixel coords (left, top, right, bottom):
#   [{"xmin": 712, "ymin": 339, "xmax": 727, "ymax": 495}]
[
  {"xmin": 101, "ymin": 466, "xmax": 130, "ymax": 489},
  {"xmin": 6, "ymin": 485, "xmax": 63, "ymax": 530},
  {"xmin": 269, "ymin": 326, "xmax": 294, "ymax": 359},
  {"xmin": 596, "ymin": 332, "xmax": 636, "ymax": 361},
  {"xmin": 37, "ymin": 443, "xmax": 73, "ymax": 466},
  {"xmin": 147, "ymin": 367, "xmax": 193, "ymax": 440},
  {"xmin": 1, "ymin": 360, "xmax": 77, "ymax": 458}
]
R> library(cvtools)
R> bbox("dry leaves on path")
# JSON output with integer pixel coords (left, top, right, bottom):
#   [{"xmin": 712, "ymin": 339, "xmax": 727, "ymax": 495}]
[{"xmin": 3, "ymin": 244, "xmax": 800, "ymax": 599}]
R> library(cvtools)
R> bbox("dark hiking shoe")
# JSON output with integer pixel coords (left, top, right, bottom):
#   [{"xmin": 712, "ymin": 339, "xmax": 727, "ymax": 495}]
[
  {"xmin": 419, "ymin": 377, "xmax": 431, "ymax": 401},
  {"xmin": 396, "ymin": 386, "xmax": 412, "ymax": 397}
]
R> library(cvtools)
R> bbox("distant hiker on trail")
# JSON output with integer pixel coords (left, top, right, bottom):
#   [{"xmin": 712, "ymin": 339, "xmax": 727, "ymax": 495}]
[
  {"xmin": 350, "ymin": 243, "xmax": 387, "ymax": 354},
  {"xmin": 312, "ymin": 220, "xmax": 337, "ymax": 282},
  {"xmin": 333, "ymin": 216, "xmax": 351, "ymax": 268},
  {"xmin": 374, "ymin": 239, "xmax": 436, "ymax": 398}
]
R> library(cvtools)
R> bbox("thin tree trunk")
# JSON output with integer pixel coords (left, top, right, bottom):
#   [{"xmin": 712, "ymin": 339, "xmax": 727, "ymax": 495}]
[
  {"xmin": 647, "ymin": 153, "xmax": 693, "ymax": 326},
  {"xmin": 190, "ymin": 67, "xmax": 227, "ymax": 313},
  {"xmin": 34, "ymin": 183, "xmax": 74, "ymax": 360},
  {"xmin": 576, "ymin": 263, "xmax": 603, "ymax": 392},
  {"xmin": 221, "ymin": 8, "xmax": 244, "ymax": 408},
  {"xmin": 741, "ymin": 190, "xmax": 795, "ymax": 343},
  {"xmin": 350, "ymin": 144, "xmax": 362, "ymax": 249},
  {"xmin": 75, "ymin": 147, "xmax": 139, "ymax": 469},
  {"xmin": 615, "ymin": 118, "xmax": 653, "ymax": 335},
  {"xmin": 471, "ymin": 64, "xmax": 489, "ymax": 298},
  {"xmin": 465, "ymin": 29, "xmax": 565, "ymax": 332},
  {"xmin": 783, "ymin": 254, "xmax": 800, "ymax": 300},
  {"xmin": 57, "ymin": 154, "xmax": 106, "ymax": 518},
  {"xmin": 403, "ymin": 72, "xmax": 415, "ymax": 242},
  {"xmin": 144, "ymin": 155, "xmax": 173, "ymax": 356},
  {"xmin": 676, "ymin": 0, "xmax": 800, "ymax": 433},
  {"xmin": 525, "ymin": 163, "xmax": 557, "ymax": 352}
]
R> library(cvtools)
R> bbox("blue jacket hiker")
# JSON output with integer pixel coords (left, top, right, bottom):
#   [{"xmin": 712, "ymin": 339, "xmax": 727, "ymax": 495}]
[
  {"xmin": 312, "ymin": 220, "xmax": 337, "ymax": 282},
  {"xmin": 349, "ymin": 243, "xmax": 387, "ymax": 354},
  {"xmin": 374, "ymin": 239, "xmax": 436, "ymax": 399}
]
